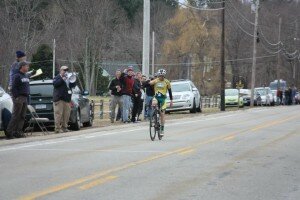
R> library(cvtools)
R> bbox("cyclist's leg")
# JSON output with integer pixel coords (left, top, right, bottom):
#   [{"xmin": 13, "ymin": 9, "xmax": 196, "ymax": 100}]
[{"xmin": 159, "ymin": 98, "xmax": 167, "ymax": 134}]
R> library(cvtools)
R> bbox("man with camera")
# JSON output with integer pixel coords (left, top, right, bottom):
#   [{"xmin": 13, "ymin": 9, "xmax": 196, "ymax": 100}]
[{"xmin": 53, "ymin": 66, "xmax": 76, "ymax": 133}]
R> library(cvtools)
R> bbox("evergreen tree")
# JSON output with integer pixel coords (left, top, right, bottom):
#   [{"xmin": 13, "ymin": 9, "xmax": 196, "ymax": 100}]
[{"xmin": 31, "ymin": 44, "xmax": 53, "ymax": 80}]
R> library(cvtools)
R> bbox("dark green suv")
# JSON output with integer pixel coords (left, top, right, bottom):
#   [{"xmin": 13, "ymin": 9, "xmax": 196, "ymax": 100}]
[{"xmin": 27, "ymin": 80, "xmax": 94, "ymax": 130}]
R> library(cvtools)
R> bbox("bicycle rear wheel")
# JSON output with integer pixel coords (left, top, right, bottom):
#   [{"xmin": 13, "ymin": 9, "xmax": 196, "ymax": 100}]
[{"xmin": 149, "ymin": 110, "xmax": 157, "ymax": 141}]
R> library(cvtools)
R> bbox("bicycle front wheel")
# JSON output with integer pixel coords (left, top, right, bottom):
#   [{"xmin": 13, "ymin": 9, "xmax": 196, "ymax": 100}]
[{"xmin": 150, "ymin": 110, "xmax": 158, "ymax": 141}]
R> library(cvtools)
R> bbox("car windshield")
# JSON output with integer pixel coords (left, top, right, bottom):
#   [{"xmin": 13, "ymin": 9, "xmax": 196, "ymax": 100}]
[
  {"xmin": 171, "ymin": 83, "xmax": 190, "ymax": 92},
  {"xmin": 30, "ymin": 84, "xmax": 53, "ymax": 96},
  {"xmin": 225, "ymin": 89, "xmax": 238, "ymax": 96},
  {"xmin": 240, "ymin": 89, "xmax": 250, "ymax": 95},
  {"xmin": 255, "ymin": 89, "xmax": 266, "ymax": 95}
]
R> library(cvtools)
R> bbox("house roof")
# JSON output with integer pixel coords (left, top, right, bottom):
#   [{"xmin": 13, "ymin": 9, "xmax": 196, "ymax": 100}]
[{"xmin": 100, "ymin": 61, "xmax": 141, "ymax": 77}]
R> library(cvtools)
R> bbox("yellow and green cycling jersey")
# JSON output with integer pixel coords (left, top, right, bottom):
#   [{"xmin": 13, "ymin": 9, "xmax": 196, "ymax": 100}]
[{"xmin": 152, "ymin": 78, "xmax": 171, "ymax": 110}]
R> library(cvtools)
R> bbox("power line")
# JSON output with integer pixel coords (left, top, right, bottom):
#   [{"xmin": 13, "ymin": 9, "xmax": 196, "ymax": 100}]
[
  {"xmin": 282, "ymin": 52, "xmax": 299, "ymax": 60},
  {"xmin": 30, "ymin": 60, "xmax": 53, "ymax": 64},
  {"xmin": 258, "ymin": 26, "xmax": 282, "ymax": 46},
  {"xmin": 226, "ymin": 9, "xmax": 255, "ymax": 37},
  {"xmin": 260, "ymin": 42, "xmax": 282, "ymax": 54},
  {"xmin": 187, "ymin": 0, "xmax": 226, "ymax": 4},
  {"xmin": 227, "ymin": 0, "xmax": 255, "ymax": 26},
  {"xmin": 57, "ymin": 55, "xmax": 276, "ymax": 67}
]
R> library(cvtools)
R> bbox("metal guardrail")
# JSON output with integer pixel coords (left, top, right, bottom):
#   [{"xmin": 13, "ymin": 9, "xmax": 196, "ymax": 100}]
[
  {"xmin": 94, "ymin": 100, "xmax": 105, "ymax": 119},
  {"xmin": 201, "ymin": 96, "xmax": 220, "ymax": 108},
  {"xmin": 93, "ymin": 96, "xmax": 221, "ymax": 120}
]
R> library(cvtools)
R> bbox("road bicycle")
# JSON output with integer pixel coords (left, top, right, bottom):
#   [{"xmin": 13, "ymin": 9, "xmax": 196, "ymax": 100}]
[{"xmin": 149, "ymin": 103, "xmax": 163, "ymax": 141}]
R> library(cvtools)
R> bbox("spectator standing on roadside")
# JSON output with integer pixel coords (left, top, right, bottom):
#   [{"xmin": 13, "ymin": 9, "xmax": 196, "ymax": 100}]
[
  {"xmin": 120, "ymin": 67, "xmax": 135, "ymax": 123},
  {"xmin": 277, "ymin": 89, "xmax": 281, "ymax": 105},
  {"xmin": 278, "ymin": 89, "xmax": 283, "ymax": 105},
  {"xmin": 8, "ymin": 51, "xmax": 27, "ymax": 93},
  {"xmin": 53, "ymin": 66, "xmax": 76, "ymax": 133},
  {"xmin": 288, "ymin": 86, "xmax": 293, "ymax": 105},
  {"xmin": 291, "ymin": 85, "xmax": 297, "ymax": 104},
  {"xmin": 131, "ymin": 72, "xmax": 142, "ymax": 123},
  {"xmin": 108, "ymin": 70, "xmax": 123, "ymax": 123},
  {"xmin": 285, "ymin": 88, "xmax": 290, "ymax": 105},
  {"xmin": 6, "ymin": 61, "xmax": 30, "ymax": 139},
  {"xmin": 143, "ymin": 75, "xmax": 155, "ymax": 120}
]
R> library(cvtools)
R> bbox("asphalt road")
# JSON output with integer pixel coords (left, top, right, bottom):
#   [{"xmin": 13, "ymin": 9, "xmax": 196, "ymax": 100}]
[{"xmin": 0, "ymin": 106, "xmax": 299, "ymax": 200}]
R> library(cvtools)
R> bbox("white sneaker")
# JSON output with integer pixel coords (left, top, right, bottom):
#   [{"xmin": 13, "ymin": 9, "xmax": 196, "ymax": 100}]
[{"xmin": 160, "ymin": 130, "xmax": 164, "ymax": 136}]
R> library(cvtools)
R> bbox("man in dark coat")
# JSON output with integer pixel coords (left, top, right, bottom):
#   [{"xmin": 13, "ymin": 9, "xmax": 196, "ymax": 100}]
[
  {"xmin": 53, "ymin": 66, "xmax": 76, "ymax": 133},
  {"xmin": 6, "ymin": 61, "xmax": 30, "ymax": 139},
  {"xmin": 108, "ymin": 70, "xmax": 122, "ymax": 123}
]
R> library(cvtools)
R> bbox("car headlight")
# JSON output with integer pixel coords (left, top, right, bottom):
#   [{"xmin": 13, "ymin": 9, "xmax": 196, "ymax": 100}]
[{"xmin": 182, "ymin": 94, "xmax": 191, "ymax": 100}]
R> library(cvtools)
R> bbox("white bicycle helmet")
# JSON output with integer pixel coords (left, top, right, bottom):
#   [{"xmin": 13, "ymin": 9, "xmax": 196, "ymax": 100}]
[{"xmin": 157, "ymin": 69, "xmax": 166, "ymax": 76}]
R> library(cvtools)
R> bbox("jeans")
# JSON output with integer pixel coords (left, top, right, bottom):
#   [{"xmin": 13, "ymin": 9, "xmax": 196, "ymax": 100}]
[
  {"xmin": 122, "ymin": 95, "xmax": 132, "ymax": 122},
  {"xmin": 144, "ymin": 95, "xmax": 153, "ymax": 119}
]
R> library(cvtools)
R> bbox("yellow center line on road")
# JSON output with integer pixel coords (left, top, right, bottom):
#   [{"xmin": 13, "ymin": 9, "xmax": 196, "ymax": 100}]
[
  {"xmin": 223, "ymin": 135, "xmax": 235, "ymax": 141},
  {"xmin": 178, "ymin": 148, "xmax": 195, "ymax": 155},
  {"xmin": 249, "ymin": 115, "xmax": 296, "ymax": 132},
  {"xmin": 78, "ymin": 176, "xmax": 118, "ymax": 190},
  {"xmin": 18, "ymin": 114, "xmax": 300, "ymax": 200}
]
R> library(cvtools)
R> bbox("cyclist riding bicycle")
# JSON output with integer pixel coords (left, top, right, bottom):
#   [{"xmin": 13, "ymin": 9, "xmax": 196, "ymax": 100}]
[{"xmin": 149, "ymin": 69, "xmax": 173, "ymax": 136}]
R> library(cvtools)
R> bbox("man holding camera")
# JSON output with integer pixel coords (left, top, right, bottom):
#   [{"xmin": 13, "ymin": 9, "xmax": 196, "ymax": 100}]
[{"xmin": 53, "ymin": 66, "xmax": 76, "ymax": 133}]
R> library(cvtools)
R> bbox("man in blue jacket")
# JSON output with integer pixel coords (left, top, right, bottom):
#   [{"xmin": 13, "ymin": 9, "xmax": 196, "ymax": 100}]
[
  {"xmin": 53, "ymin": 66, "xmax": 76, "ymax": 133},
  {"xmin": 6, "ymin": 61, "xmax": 30, "ymax": 139}
]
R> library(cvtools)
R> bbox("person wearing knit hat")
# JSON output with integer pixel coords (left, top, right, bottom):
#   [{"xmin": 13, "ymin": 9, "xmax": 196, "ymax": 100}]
[
  {"xmin": 6, "ymin": 60, "xmax": 30, "ymax": 139},
  {"xmin": 16, "ymin": 51, "xmax": 26, "ymax": 58},
  {"xmin": 8, "ymin": 50, "xmax": 27, "ymax": 92}
]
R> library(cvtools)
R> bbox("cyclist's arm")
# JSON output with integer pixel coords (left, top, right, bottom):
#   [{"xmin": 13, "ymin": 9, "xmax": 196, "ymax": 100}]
[{"xmin": 149, "ymin": 79, "xmax": 158, "ymax": 86}]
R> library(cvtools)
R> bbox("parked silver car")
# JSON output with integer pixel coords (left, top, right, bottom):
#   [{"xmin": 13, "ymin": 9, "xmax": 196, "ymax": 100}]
[
  {"xmin": 255, "ymin": 87, "xmax": 275, "ymax": 106},
  {"xmin": 0, "ymin": 86, "xmax": 13, "ymax": 135},
  {"xmin": 166, "ymin": 80, "xmax": 202, "ymax": 113}
]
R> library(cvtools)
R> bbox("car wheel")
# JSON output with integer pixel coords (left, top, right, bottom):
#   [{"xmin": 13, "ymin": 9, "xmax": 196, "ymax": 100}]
[
  {"xmin": 71, "ymin": 109, "xmax": 81, "ymax": 131},
  {"xmin": 196, "ymin": 101, "xmax": 202, "ymax": 112},
  {"xmin": 83, "ymin": 109, "xmax": 93, "ymax": 127},
  {"xmin": 190, "ymin": 99, "xmax": 197, "ymax": 113},
  {"xmin": 2, "ymin": 109, "xmax": 11, "ymax": 136}
]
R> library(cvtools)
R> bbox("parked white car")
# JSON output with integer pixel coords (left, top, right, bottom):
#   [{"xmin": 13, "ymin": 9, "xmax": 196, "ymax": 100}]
[
  {"xmin": 166, "ymin": 80, "xmax": 201, "ymax": 113},
  {"xmin": 255, "ymin": 87, "xmax": 275, "ymax": 106},
  {"xmin": 0, "ymin": 86, "xmax": 13, "ymax": 135}
]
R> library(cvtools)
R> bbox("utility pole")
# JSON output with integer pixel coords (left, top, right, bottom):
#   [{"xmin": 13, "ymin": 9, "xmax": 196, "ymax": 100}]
[
  {"xmin": 52, "ymin": 39, "xmax": 56, "ymax": 78},
  {"xmin": 250, "ymin": 0, "xmax": 259, "ymax": 107},
  {"xmin": 220, "ymin": 1, "xmax": 225, "ymax": 111},
  {"xmin": 293, "ymin": 19, "xmax": 298, "ymax": 84},
  {"xmin": 143, "ymin": 0, "xmax": 150, "ymax": 77},
  {"xmin": 152, "ymin": 31, "xmax": 155, "ymax": 75},
  {"xmin": 84, "ymin": 37, "xmax": 90, "ymax": 91},
  {"xmin": 276, "ymin": 17, "xmax": 282, "ymax": 89}
]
